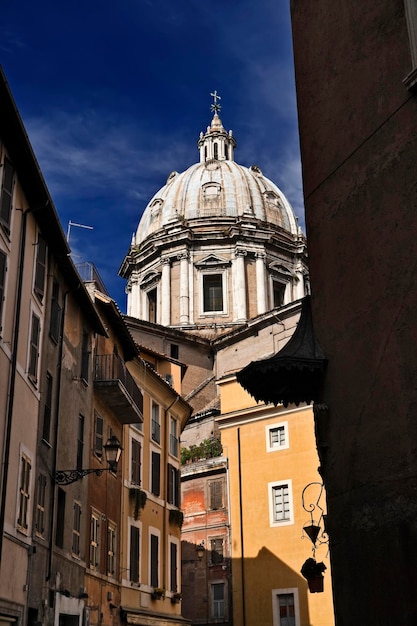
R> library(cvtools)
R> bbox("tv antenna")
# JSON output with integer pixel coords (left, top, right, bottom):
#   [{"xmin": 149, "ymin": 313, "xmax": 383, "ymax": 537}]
[{"xmin": 66, "ymin": 220, "xmax": 94, "ymax": 245}]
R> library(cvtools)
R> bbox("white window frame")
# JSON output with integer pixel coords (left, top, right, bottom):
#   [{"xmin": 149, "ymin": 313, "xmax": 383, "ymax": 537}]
[
  {"xmin": 272, "ymin": 588, "xmax": 300, "ymax": 626},
  {"xmin": 35, "ymin": 473, "xmax": 47, "ymax": 538},
  {"xmin": 27, "ymin": 309, "xmax": 41, "ymax": 384},
  {"xmin": 90, "ymin": 509, "xmax": 101, "ymax": 570},
  {"xmin": 127, "ymin": 517, "xmax": 142, "ymax": 585},
  {"xmin": 211, "ymin": 580, "xmax": 226, "ymax": 619},
  {"xmin": 107, "ymin": 520, "xmax": 117, "ymax": 578},
  {"xmin": 268, "ymin": 480, "xmax": 294, "ymax": 527},
  {"xmin": 199, "ymin": 269, "xmax": 228, "ymax": 316},
  {"xmin": 151, "ymin": 400, "xmax": 161, "ymax": 444},
  {"xmin": 169, "ymin": 417, "xmax": 178, "ymax": 458},
  {"xmin": 72, "ymin": 501, "xmax": 82, "ymax": 558},
  {"xmin": 266, "ymin": 421, "xmax": 289, "ymax": 453},
  {"xmin": 130, "ymin": 433, "xmax": 142, "ymax": 486},
  {"xmin": 16, "ymin": 449, "xmax": 32, "ymax": 534}
]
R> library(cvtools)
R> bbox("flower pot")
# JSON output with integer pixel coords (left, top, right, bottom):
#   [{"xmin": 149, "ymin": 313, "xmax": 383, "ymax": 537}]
[{"xmin": 307, "ymin": 575, "xmax": 324, "ymax": 593}]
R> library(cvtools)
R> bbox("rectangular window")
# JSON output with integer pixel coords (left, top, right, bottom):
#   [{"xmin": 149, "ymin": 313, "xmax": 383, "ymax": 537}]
[
  {"xmin": 150, "ymin": 534, "xmax": 159, "ymax": 587},
  {"xmin": 77, "ymin": 414, "xmax": 84, "ymax": 471},
  {"xmin": 131, "ymin": 438, "xmax": 141, "ymax": 485},
  {"xmin": 94, "ymin": 412, "xmax": 104, "ymax": 458},
  {"xmin": 34, "ymin": 234, "xmax": 47, "ymax": 300},
  {"xmin": 35, "ymin": 474, "xmax": 47, "ymax": 537},
  {"xmin": 273, "ymin": 281, "xmax": 286, "ymax": 308},
  {"xmin": 28, "ymin": 312, "xmax": 41, "ymax": 382},
  {"xmin": 170, "ymin": 541, "xmax": 178, "ymax": 592},
  {"xmin": 210, "ymin": 537, "xmax": 224, "ymax": 565},
  {"xmin": 209, "ymin": 479, "xmax": 224, "ymax": 510},
  {"xmin": 42, "ymin": 372, "xmax": 53, "ymax": 443},
  {"xmin": 0, "ymin": 157, "xmax": 14, "ymax": 232},
  {"xmin": 55, "ymin": 487, "xmax": 65, "ymax": 548},
  {"xmin": 267, "ymin": 422, "xmax": 289, "ymax": 452},
  {"xmin": 81, "ymin": 331, "xmax": 90, "ymax": 382},
  {"xmin": 130, "ymin": 524, "xmax": 140, "ymax": 583},
  {"xmin": 0, "ymin": 249, "xmax": 6, "ymax": 330},
  {"xmin": 151, "ymin": 402, "xmax": 160, "ymax": 443},
  {"xmin": 17, "ymin": 454, "xmax": 31, "ymax": 531},
  {"xmin": 211, "ymin": 583, "xmax": 226, "ymax": 619},
  {"xmin": 90, "ymin": 511, "xmax": 100, "ymax": 570},
  {"xmin": 169, "ymin": 417, "xmax": 178, "ymax": 457},
  {"xmin": 107, "ymin": 522, "xmax": 117, "ymax": 577},
  {"xmin": 72, "ymin": 502, "xmax": 81, "ymax": 557},
  {"xmin": 203, "ymin": 274, "xmax": 223, "ymax": 312},
  {"xmin": 170, "ymin": 343, "xmax": 179, "ymax": 360},
  {"xmin": 167, "ymin": 463, "xmax": 180, "ymax": 506},
  {"xmin": 269, "ymin": 480, "xmax": 293, "ymax": 526},
  {"xmin": 49, "ymin": 280, "xmax": 61, "ymax": 342},
  {"xmin": 148, "ymin": 288, "xmax": 157, "ymax": 323},
  {"xmin": 272, "ymin": 589, "xmax": 300, "ymax": 626},
  {"xmin": 151, "ymin": 451, "xmax": 161, "ymax": 496}
]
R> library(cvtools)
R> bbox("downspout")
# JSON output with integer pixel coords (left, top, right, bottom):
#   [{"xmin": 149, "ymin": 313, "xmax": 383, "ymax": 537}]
[
  {"xmin": 46, "ymin": 288, "xmax": 69, "ymax": 581},
  {"xmin": 0, "ymin": 206, "xmax": 30, "ymax": 562},
  {"xmin": 237, "ymin": 427, "xmax": 246, "ymax": 626}
]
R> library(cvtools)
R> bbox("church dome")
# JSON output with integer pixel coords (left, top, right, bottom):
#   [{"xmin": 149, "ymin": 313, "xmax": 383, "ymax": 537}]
[
  {"xmin": 136, "ymin": 157, "xmax": 298, "ymax": 245},
  {"xmin": 121, "ymin": 101, "xmax": 308, "ymax": 334}
]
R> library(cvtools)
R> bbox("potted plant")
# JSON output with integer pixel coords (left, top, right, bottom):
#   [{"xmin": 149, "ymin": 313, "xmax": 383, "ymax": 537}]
[
  {"xmin": 171, "ymin": 592, "xmax": 182, "ymax": 604},
  {"xmin": 300, "ymin": 558, "xmax": 326, "ymax": 593},
  {"xmin": 151, "ymin": 587, "xmax": 165, "ymax": 600},
  {"xmin": 129, "ymin": 487, "xmax": 147, "ymax": 520}
]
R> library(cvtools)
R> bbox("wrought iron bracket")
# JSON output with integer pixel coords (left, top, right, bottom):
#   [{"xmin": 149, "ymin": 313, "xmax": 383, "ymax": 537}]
[{"xmin": 54, "ymin": 468, "xmax": 107, "ymax": 485}]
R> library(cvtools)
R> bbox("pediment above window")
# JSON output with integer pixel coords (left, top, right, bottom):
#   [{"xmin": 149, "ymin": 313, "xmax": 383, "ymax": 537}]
[
  {"xmin": 194, "ymin": 254, "xmax": 231, "ymax": 269},
  {"xmin": 140, "ymin": 271, "xmax": 161, "ymax": 289},
  {"xmin": 269, "ymin": 262, "xmax": 293, "ymax": 279}
]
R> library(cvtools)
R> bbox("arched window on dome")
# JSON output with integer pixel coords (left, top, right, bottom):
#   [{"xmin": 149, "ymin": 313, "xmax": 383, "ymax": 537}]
[
  {"xmin": 147, "ymin": 288, "xmax": 157, "ymax": 323},
  {"xmin": 225, "ymin": 144, "xmax": 228, "ymax": 160},
  {"xmin": 214, "ymin": 143, "xmax": 218, "ymax": 160},
  {"xmin": 204, "ymin": 146, "xmax": 208, "ymax": 161}
]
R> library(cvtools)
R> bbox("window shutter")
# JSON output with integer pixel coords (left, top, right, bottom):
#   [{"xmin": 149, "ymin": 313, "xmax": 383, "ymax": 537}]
[
  {"xmin": 151, "ymin": 451, "xmax": 160, "ymax": 496},
  {"xmin": 170, "ymin": 542, "xmax": 178, "ymax": 592},
  {"xmin": 131, "ymin": 439, "xmax": 141, "ymax": 484},
  {"xmin": 130, "ymin": 526, "xmax": 140, "ymax": 582},
  {"xmin": 167, "ymin": 463, "xmax": 173, "ymax": 503},
  {"xmin": 0, "ymin": 158, "xmax": 14, "ymax": 230},
  {"xmin": 150, "ymin": 534, "xmax": 159, "ymax": 587},
  {"xmin": 34, "ymin": 235, "xmax": 47, "ymax": 299}
]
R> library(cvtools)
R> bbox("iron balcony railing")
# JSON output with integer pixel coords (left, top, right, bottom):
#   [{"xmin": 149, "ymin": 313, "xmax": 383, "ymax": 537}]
[{"xmin": 94, "ymin": 354, "xmax": 143, "ymax": 421}]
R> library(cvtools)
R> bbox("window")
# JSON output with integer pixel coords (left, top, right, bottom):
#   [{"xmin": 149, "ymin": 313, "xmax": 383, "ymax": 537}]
[
  {"xmin": 80, "ymin": 332, "xmax": 90, "ymax": 382},
  {"xmin": 107, "ymin": 521, "xmax": 117, "ymax": 577},
  {"xmin": 272, "ymin": 589, "xmax": 300, "ymax": 626},
  {"xmin": 269, "ymin": 481, "xmax": 294, "ymax": 526},
  {"xmin": 34, "ymin": 234, "xmax": 47, "ymax": 300},
  {"xmin": 210, "ymin": 537, "xmax": 224, "ymax": 565},
  {"xmin": 0, "ymin": 156, "xmax": 14, "ymax": 233},
  {"xmin": 49, "ymin": 280, "xmax": 61, "ymax": 342},
  {"xmin": 213, "ymin": 143, "xmax": 218, "ymax": 160},
  {"xmin": 209, "ymin": 479, "xmax": 224, "ymax": 510},
  {"xmin": 167, "ymin": 463, "xmax": 179, "ymax": 506},
  {"xmin": 90, "ymin": 511, "xmax": 100, "ymax": 570},
  {"xmin": 131, "ymin": 438, "xmax": 141, "ymax": 485},
  {"xmin": 148, "ymin": 288, "xmax": 157, "ymax": 323},
  {"xmin": 170, "ymin": 540, "xmax": 178, "ymax": 592},
  {"xmin": 130, "ymin": 524, "xmax": 140, "ymax": 583},
  {"xmin": 42, "ymin": 372, "xmax": 53, "ymax": 443},
  {"xmin": 170, "ymin": 343, "xmax": 179, "ymax": 360},
  {"xmin": 77, "ymin": 414, "xmax": 84, "ymax": 471},
  {"xmin": 72, "ymin": 502, "xmax": 81, "ymax": 557},
  {"xmin": 17, "ymin": 454, "xmax": 31, "ymax": 532},
  {"xmin": 0, "ymin": 249, "xmax": 6, "ymax": 330},
  {"xmin": 169, "ymin": 418, "xmax": 178, "ymax": 457},
  {"xmin": 211, "ymin": 583, "xmax": 225, "ymax": 619},
  {"xmin": 266, "ymin": 422, "xmax": 289, "ymax": 452},
  {"xmin": 94, "ymin": 412, "xmax": 104, "ymax": 458},
  {"xmin": 35, "ymin": 474, "xmax": 47, "ymax": 537},
  {"xmin": 151, "ymin": 451, "xmax": 161, "ymax": 496},
  {"xmin": 55, "ymin": 488, "xmax": 65, "ymax": 548},
  {"xmin": 273, "ymin": 281, "xmax": 286, "ymax": 308},
  {"xmin": 28, "ymin": 312, "xmax": 41, "ymax": 382},
  {"xmin": 203, "ymin": 274, "xmax": 223, "ymax": 312},
  {"xmin": 150, "ymin": 533, "xmax": 159, "ymax": 587},
  {"xmin": 151, "ymin": 402, "xmax": 160, "ymax": 443}
]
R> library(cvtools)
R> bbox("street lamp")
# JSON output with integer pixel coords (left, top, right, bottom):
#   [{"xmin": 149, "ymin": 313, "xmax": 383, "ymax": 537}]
[
  {"xmin": 196, "ymin": 542, "xmax": 205, "ymax": 561},
  {"xmin": 54, "ymin": 436, "xmax": 122, "ymax": 485}
]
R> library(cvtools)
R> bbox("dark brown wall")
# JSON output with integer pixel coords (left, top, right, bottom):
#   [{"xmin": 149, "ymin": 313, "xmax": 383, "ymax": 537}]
[{"xmin": 291, "ymin": 1, "xmax": 417, "ymax": 623}]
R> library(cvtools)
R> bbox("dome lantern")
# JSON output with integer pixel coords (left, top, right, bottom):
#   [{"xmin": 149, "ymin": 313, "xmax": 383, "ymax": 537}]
[{"xmin": 198, "ymin": 91, "xmax": 236, "ymax": 163}]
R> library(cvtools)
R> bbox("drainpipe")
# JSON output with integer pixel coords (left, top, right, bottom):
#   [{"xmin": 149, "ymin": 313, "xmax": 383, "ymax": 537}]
[
  {"xmin": 237, "ymin": 427, "xmax": 246, "ymax": 626},
  {"xmin": 0, "ymin": 206, "xmax": 31, "ymax": 562}
]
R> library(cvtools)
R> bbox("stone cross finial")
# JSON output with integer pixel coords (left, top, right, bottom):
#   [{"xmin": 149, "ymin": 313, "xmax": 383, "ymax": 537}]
[{"xmin": 210, "ymin": 90, "xmax": 221, "ymax": 113}]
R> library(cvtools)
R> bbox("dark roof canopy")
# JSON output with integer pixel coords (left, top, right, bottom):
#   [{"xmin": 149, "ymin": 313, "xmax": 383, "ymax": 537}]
[{"xmin": 236, "ymin": 296, "xmax": 327, "ymax": 407}]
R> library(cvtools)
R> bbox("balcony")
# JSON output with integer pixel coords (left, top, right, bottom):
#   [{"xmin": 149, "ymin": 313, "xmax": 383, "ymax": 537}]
[{"xmin": 94, "ymin": 354, "xmax": 143, "ymax": 424}]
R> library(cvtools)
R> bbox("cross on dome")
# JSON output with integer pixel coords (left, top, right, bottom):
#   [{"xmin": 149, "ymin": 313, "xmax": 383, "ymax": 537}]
[{"xmin": 210, "ymin": 90, "xmax": 221, "ymax": 113}]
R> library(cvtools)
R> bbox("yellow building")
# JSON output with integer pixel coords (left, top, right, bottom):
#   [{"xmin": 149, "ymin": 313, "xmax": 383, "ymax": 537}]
[{"xmin": 217, "ymin": 376, "xmax": 333, "ymax": 626}]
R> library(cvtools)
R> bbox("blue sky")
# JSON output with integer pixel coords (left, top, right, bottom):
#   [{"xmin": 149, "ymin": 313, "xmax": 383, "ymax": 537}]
[{"xmin": 1, "ymin": 0, "xmax": 303, "ymax": 311}]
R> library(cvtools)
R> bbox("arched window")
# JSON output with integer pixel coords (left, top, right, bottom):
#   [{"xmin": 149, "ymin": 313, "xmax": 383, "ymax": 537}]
[{"xmin": 213, "ymin": 143, "xmax": 218, "ymax": 160}]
